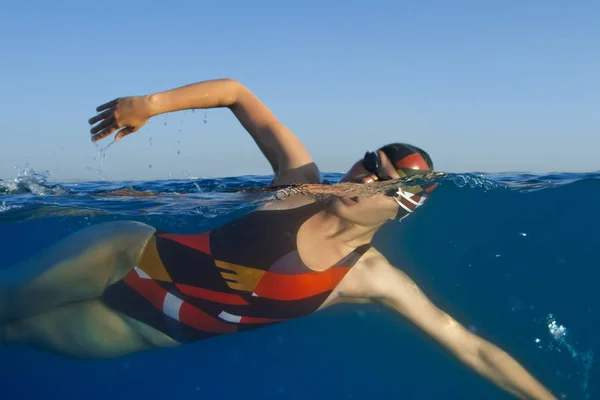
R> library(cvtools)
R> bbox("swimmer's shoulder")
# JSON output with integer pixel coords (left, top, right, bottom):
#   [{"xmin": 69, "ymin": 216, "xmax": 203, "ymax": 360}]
[
  {"xmin": 269, "ymin": 162, "xmax": 325, "ymax": 187},
  {"xmin": 259, "ymin": 168, "xmax": 331, "ymax": 212},
  {"xmin": 257, "ymin": 192, "xmax": 319, "ymax": 211}
]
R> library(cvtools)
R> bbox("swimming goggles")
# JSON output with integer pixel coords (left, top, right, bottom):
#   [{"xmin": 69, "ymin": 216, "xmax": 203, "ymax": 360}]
[{"xmin": 362, "ymin": 151, "xmax": 393, "ymax": 181}]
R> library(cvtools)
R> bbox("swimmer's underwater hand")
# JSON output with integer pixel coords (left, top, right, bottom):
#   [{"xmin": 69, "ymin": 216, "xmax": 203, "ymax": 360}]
[
  {"xmin": 357, "ymin": 255, "xmax": 557, "ymax": 400},
  {"xmin": 89, "ymin": 96, "xmax": 152, "ymax": 142}
]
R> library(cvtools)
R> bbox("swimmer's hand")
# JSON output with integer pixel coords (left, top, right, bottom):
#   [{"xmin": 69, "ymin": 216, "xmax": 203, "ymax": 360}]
[
  {"xmin": 353, "ymin": 254, "xmax": 557, "ymax": 400},
  {"xmin": 89, "ymin": 96, "xmax": 152, "ymax": 142}
]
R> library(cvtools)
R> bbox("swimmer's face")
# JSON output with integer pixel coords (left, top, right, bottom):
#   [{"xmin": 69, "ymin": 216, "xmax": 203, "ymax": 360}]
[
  {"xmin": 339, "ymin": 149, "xmax": 400, "ymax": 184},
  {"xmin": 334, "ymin": 150, "xmax": 404, "ymax": 224}
]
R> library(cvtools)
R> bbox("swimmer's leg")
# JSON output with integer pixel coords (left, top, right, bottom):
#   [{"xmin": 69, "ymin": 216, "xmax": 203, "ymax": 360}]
[
  {"xmin": 1, "ymin": 299, "xmax": 177, "ymax": 358},
  {"xmin": 0, "ymin": 221, "xmax": 155, "ymax": 323}
]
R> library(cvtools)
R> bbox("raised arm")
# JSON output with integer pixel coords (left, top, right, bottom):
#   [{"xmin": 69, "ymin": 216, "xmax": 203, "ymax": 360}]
[
  {"xmin": 349, "ymin": 254, "xmax": 556, "ymax": 400},
  {"xmin": 88, "ymin": 78, "xmax": 319, "ymax": 183}
]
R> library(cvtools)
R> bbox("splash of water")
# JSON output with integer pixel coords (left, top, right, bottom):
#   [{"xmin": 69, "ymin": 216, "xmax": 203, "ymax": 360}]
[
  {"xmin": 536, "ymin": 314, "xmax": 594, "ymax": 397},
  {"xmin": 452, "ymin": 173, "xmax": 505, "ymax": 190},
  {"xmin": 182, "ymin": 170, "xmax": 203, "ymax": 193},
  {"xmin": 0, "ymin": 167, "xmax": 69, "ymax": 196},
  {"xmin": 90, "ymin": 140, "xmax": 116, "ymax": 181},
  {"xmin": 0, "ymin": 201, "xmax": 21, "ymax": 213}
]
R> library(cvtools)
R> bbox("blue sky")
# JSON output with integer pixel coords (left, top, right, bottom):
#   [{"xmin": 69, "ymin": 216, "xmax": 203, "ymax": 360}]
[{"xmin": 0, "ymin": 0, "xmax": 598, "ymax": 181}]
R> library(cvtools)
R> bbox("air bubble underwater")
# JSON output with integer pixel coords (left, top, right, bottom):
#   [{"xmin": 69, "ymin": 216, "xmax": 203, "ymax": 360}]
[{"xmin": 541, "ymin": 314, "xmax": 594, "ymax": 397}]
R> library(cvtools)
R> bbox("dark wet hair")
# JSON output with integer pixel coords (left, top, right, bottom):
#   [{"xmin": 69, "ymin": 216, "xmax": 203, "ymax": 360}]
[{"xmin": 378, "ymin": 143, "xmax": 434, "ymax": 176}]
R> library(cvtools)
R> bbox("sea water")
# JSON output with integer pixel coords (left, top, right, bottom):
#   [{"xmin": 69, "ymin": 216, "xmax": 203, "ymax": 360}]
[{"xmin": 0, "ymin": 169, "xmax": 598, "ymax": 400}]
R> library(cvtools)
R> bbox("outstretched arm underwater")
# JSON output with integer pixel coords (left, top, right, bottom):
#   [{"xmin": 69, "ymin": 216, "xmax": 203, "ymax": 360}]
[
  {"xmin": 346, "ymin": 251, "xmax": 556, "ymax": 400},
  {"xmin": 88, "ymin": 78, "xmax": 322, "ymax": 185}
]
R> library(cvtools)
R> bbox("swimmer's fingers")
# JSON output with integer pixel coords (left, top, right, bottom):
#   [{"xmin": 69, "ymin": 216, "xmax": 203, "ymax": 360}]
[
  {"xmin": 90, "ymin": 116, "xmax": 115, "ymax": 135},
  {"xmin": 114, "ymin": 127, "xmax": 136, "ymax": 142},
  {"xmin": 96, "ymin": 98, "xmax": 118, "ymax": 112},
  {"xmin": 92, "ymin": 126, "xmax": 134, "ymax": 142},
  {"xmin": 90, "ymin": 96, "xmax": 147, "ymax": 142},
  {"xmin": 91, "ymin": 124, "xmax": 118, "ymax": 142},
  {"xmin": 88, "ymin": 109, "xmax": 111, "ymax": 125},
  {"xmin": 91, "ymin": 124, "xmax": 138, "ymax": 143}
]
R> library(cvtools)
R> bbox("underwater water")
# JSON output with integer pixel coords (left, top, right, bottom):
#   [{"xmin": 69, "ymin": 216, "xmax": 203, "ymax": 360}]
[{"xmin": 0, "ymin": 169, "xmax": 598, "ymax": 400}]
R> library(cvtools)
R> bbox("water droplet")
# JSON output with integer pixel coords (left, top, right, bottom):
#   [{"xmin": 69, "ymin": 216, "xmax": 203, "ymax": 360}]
[
  {"xmin": 177, "ymin": 150, "xmax": 181, "ymax": 155},
  {"xmin": 149, "ymin": 164, "xmax": 152, "ymax": 169}
]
